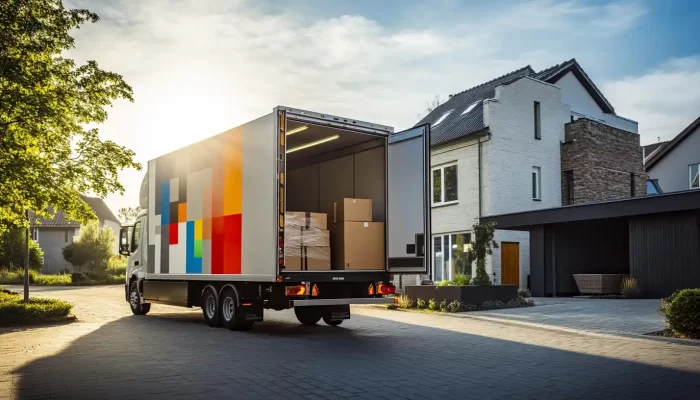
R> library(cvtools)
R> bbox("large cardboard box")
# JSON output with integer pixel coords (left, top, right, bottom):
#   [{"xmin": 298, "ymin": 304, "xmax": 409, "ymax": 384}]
[
  {"xmin": 333, "ymin": 199, "xmax": 372, "ymax": 223},
  {"xmin": 286, "ymin": 212, "xmax": 327, "ymax": 230},
  {"xmin": 305, "ymin": 246, "xmax": 331, "ymax": 271},
  {"xmin": 285, "ymin": 254, "xmax": 303, "ymax": 271},
  {"xmin": 302, "ymin": 229, "xmax": 330, "ymax": 247},
  {"xmin": 332, "ymin": 222, "xmax": 384, "ymax": 270}
]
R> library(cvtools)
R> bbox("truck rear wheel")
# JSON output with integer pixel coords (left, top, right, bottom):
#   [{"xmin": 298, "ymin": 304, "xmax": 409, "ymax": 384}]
[
  {"xmin": 220, "ymin": 287, "xmax": 253, "ymax": 331},
  {"xmin": 129, "ymin": 281, "xmax": 151, "ymax": 316},
  {"xmin": 295, "ymin": 307, "xmax": 322, "ymax": 325},
  {"xmin": 202, "ymin": 286, "xmax": 221, "ymax": 327}
]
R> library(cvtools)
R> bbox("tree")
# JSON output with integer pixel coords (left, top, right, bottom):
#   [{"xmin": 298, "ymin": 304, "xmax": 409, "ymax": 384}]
[
  {"xmin": 0, "ymin": 0, "xmax": 141, "ymax": 233},
  {"xmin": 426, "ymin": 95, "xmax": 442, "ymax": 113},
  {"xmin": 0, "ymin": 228, "xmax": 43, "ymax": 270},
  {"xmin": 118, "ymin": 206, "xmax": 142, "ymax": 226},
  {"xmin": 62, "ymin": 221, "xmax": 115, "ymax": 272},
  {"xmin": 466, "ymin": 222, "xmax": 498, "ymax": 286}
]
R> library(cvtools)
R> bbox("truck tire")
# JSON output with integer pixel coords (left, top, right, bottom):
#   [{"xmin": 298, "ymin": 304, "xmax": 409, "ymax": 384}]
[
  {"xmin": 220, "ymin": 287, "xmax": 253, "ymax": 331},
  {"xmin": 322, "ymin": 316, "xmax": 343, "ymax": 326},
  {"xmin": 202, "ymin": 286, "xmax": 221, "ymax": 327},
  {"xmin": 294, "ymin": 307, "xmax": 322, "ymax": 325},
  {"xmin": 129, "ymin": 281, "xmax": 151, "ymax": 316}
]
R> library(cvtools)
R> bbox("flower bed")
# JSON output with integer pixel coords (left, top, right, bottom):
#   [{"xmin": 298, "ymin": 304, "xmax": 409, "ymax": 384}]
[
  {"xmin": 0, "ymin": 288, "xmax": 73, "ymax": 326},
  {"xmin": 404, "ymin": 284, "xmax": 519, "ymax": 305}
]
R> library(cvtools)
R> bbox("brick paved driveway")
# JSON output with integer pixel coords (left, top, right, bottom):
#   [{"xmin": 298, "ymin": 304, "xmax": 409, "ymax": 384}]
[{"xmin": 1, "ymin": 286, "xmax": 699, "ymax": 400}]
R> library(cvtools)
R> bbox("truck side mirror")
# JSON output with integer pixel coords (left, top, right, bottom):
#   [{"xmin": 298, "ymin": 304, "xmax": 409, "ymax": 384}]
[{"xmin": 119, "ymin": 227, "xmax": 131, "ymax": 256}]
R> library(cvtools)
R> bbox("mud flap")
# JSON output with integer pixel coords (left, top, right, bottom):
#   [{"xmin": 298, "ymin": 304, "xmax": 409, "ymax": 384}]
[
  {"xmin": 323, "ymin": 304, "xmax": 351, "ymax": 320},
  {"xmin": 239, "ymin": 302, "xmax": 264, "ymax": 322}
]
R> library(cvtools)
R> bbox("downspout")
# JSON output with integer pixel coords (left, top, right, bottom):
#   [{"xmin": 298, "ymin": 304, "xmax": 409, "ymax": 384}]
[{"xmin": 478, "ymin": 137, "xmax": 482, "ymax": 218}]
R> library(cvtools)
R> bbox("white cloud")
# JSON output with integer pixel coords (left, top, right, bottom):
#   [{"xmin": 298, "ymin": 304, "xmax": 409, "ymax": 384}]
[
  {"xmin": 602, "ymin": 56, "xmax": 700, "ymax": 145},
  {"xmin": 62, "ymin": 0, "xmax": 648, "ymax": 212}
]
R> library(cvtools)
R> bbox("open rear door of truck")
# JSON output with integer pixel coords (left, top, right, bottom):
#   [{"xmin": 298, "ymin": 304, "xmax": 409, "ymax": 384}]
[{"xmin": 387, "ymin": 124, "xmax": 431, "ymax": 276}]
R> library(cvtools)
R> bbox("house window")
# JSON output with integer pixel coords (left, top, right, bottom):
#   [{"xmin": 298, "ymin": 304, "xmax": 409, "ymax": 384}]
[
  {"xmin": 630, "ymin": 173, "xmax": 636, "ymax": 197},
  {"xmin": 564, "ymin": 170, "xmax": 574, "ymax": 205},
  {"xmin": 534, "ymin": 101, "xmax": 541, "ymax": 140},
  {"xmin": 432, "ymin": 233, "xmax": 471, "ymax": 282},
  {"xmin": 690, "ymin": 164, "xmax": 700, "ymax": 189},
  {"xmin": 31, "ymin": 228, "xmax": 39, "ymax": 241},
  {"xmin": 132, "ymin": 221, "xmax": 141, "ymax": 252},
  {"xmin": 532, "ymin": 167, "xmax": 541, "ymax": 200},
  {"xmin": 432, "ymin": 163, "xmax": 458, "ymax": 205},
  {"xmin": 64, "ymin": 229, "xmax": 73, "ymax": 243}
]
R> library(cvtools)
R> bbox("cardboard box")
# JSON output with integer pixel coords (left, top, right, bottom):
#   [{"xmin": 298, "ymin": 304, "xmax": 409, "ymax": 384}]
[
  {"xmin": 285, "ymin": 254, "xmax": 303, "ymax": 271},
  {"xmin": 305, "ymin": 246, "xmax": 331, "ymax": 271},
  {"xmin": 333, "ymin": 198, "xmax": 372, "ymax": 223},
  {"xmin": 332, "ymin": 222, "xmax": 384, "ymax": 270},
  {"xmin": 285, "ymin": 227, "xmax": 303, "ymax": 248},
  {"xmin": 286, "ymin": 212, "xmax": 327, "ymax": 230},
  {"xmin": 302, "ymin": 229, "xmax": 330, "ymax": 247}
]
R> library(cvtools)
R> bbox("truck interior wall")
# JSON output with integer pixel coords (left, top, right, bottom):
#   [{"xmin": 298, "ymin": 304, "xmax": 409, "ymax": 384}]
[{"xmin": 287, "ymin": 145, "xmax": 386, "ymax": 223}]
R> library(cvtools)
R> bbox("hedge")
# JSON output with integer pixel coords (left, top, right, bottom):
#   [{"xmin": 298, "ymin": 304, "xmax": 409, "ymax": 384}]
[{"xmin": 0, "ymin": 289, "xmax": 73, "ymax": 325}]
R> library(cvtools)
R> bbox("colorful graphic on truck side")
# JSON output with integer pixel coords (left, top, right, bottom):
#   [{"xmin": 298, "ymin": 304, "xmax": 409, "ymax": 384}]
[{"xmin": 147, "ymin": 130, "xmax": 243, "ymax": 275}]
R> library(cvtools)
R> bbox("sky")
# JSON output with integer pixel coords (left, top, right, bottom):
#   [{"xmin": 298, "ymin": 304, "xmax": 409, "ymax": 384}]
[{"xmin": 62, "ymin": 0, "xmax": 700, "ymax": 214}]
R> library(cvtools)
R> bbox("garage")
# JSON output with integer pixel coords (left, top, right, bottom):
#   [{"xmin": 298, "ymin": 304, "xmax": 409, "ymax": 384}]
[{"xmin": 481, "ymin": 190, "xmax": 700, "ymax": 298}]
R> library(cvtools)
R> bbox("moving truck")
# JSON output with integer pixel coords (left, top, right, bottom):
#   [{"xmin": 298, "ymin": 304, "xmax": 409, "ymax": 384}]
[{"xmin": 119, "ymin": 106, "xmax": 431, "ymax": 330}]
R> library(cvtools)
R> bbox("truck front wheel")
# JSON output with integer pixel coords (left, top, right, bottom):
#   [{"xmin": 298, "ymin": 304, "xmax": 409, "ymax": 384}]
[
  {"xmin": 129, "ymin": 281, "xmax": 151, "ymax": 316},
  {"xmin": 294, "ymin": 307, "xmax": 322, "ymax": 325}
]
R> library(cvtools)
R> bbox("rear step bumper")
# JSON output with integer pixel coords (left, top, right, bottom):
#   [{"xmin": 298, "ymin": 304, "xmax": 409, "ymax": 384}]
[{"xmin": 292, "ymin": 298, "xmax": 394, "ymax": 307}]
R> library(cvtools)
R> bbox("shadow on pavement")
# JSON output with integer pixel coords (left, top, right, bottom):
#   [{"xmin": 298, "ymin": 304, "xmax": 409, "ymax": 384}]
[{"xmin": 10, "ymin": 311, "xmax": 700, "ymax": 400}]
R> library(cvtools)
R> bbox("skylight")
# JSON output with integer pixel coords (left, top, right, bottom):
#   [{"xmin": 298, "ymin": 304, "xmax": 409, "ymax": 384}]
[
  {"xmin": 433, "ymin": 109, "xmax": 454, "ymax": 127},
  {"xmin": 461, "ymin": 101, "xmax": 480, "ymax": 115}
]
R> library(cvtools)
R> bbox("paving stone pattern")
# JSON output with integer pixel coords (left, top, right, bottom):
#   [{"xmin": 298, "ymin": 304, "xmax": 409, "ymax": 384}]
[{"xmin": 1, "ymin": 286, "xmax": 699, "ymax": 400}]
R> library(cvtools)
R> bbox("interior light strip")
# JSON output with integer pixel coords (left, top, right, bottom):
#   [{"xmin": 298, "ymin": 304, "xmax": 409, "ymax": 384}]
[
  {"xmin": 286, "ymin": 135, "xmax": 339, "ymax": 154},
  {"xmin": 285, "ymin": 126, "xmax": 308, "ymax": 136}
]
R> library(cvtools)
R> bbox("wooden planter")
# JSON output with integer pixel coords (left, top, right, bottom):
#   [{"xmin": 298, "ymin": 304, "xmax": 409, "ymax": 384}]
[
  {"xmin": 573, "ymin": 274, "xmax": 628, "ymax": 295},
  {"xmin": 404, "ymin": 285, "xmax": 518, "ymax": 306}
]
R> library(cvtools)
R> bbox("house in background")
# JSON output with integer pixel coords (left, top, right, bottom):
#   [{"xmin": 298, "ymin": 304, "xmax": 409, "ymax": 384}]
[
  {"xmin": 407, "ymin": 59, "xmax": 644, "ymax": 289},
  {"xmin": 30, "ymin": 196, "xmax": 121, "ymax": 274},
  {"xmin": 645, "ymin": 115, "xmax": 700, "ymax": 193}
]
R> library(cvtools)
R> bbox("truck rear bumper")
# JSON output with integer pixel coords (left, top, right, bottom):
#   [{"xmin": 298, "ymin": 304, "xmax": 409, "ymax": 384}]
[{"xmin": 292, "ymin": 298, "xmax": 394, "ymax": 307}]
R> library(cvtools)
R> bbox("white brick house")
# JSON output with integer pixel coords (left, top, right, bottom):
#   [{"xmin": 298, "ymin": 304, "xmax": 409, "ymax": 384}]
[{"xmin": 411, "ymin": 59, "xmax": 639, "ymax": 289}]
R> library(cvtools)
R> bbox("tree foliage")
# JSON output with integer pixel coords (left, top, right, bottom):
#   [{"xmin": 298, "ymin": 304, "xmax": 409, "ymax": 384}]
[
  {"xmin": 0, "ymin": 228, "xmax": 43, "ymax": 269},
  {"xmin": 118, "ymin": 206, "xmax": 142, "ymax": 226},
  {"xmin": 62, "ymin": 221, "xmax": 114, "ymax": 272},
  {"xmin": 466, "ymin": 222, "xmax": 498, "ymax": 286},
  {"xmin": 0, "ymin": 0, "xmax": 141, "ymax": 232}
]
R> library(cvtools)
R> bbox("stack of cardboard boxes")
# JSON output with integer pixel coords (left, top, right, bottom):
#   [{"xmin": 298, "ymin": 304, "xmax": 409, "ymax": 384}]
[
  {"xmin": 331, "ymin": 198, "xmax": 385, "ymax": 270},
  {"xmin": 284, "ymin": 198, "xmax": 385, "ymax": 271},
  {"xmin": 285, "ymin": 212, "xmax": 331, "ymax": 271}
]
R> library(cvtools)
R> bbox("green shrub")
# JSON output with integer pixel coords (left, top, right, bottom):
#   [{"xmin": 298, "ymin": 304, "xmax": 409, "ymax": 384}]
[
  {"xmin": 479, "ymin": 300, "xmax": 505, "ymax": 310},
  {"xmin": 415, "ymin": 298, "xmax": 427, "ymax": 309},
  {"xmin": 461, "ymin": 303, "xmax": 478, "ymax": 312},
  {"xmin": 452, "ymin": 274, "xmax": 470, "ymax": 286},
  {"xmin": 397, "ymin": 295, "xmax": 415, "ymax": 309},
  {"xmin": 664, "ymin": 289, "xmax": 700, "ymax": 339},
  {"xmin": 0, "ymin": 290, "xmax": 72, "ymax": 325},
  {"xmin": 506, "ymin": 297, "xmax": 534, "ymax": 308},
  {"xmin": 71, "ymin": 272, "xmax": 87, "ymax": 283},
  {"xmin": 438, "ymin": 300, "xmax": 448, "ymax": 312},
  {"xmin": 386, "ymin": 303, "xmax": 398, "ymax": 310},
  {"xmin": 621, "ymin": 277, "xmax": 641, "ymax": 299},
  {"xmin": 0, "ymin": 229, "xmax": 44, "ymax": 270},
  {"xmin": 32, "ymin": 273, "xmax": 71, "ymax": 286},
  {"xmin": 518, "ymin": 289, "xmax": 531, "ymax": 298},
  {"xmin": 107, "ymin": 255, "xmax": 127, "ymax": 276},
  {"xmin": 428, "ymin": 298, "xmax": 439, "ymax": 311},
  {"xmin": 437, "ymin": 280, "xmax": 451, "ymax": 287},
  {"xmin": 446, "ymin": 300, "xmax": 462, "ymax": 313}
]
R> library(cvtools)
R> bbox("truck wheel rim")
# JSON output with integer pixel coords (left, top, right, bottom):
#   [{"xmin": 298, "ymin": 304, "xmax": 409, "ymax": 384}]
[
  {"xmin": 205, "ymin": 295, "xmax": 216, "ymax": 319},
  {"xmin": 222, "ymin": 297, "xmax": 235, "ymax": 321},
  {"xmin": 130, "ymin": 290, "xmax": 138, "ymax": 310}
]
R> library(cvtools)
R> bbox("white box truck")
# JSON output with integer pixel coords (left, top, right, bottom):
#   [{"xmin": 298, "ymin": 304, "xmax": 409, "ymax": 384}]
[{"xmin": 119, "ymin": 106, "xmax": 431, "ymax": 330}]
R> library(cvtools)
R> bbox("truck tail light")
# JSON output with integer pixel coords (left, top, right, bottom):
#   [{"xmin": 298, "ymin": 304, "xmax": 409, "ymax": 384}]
[
  {"xmin": 377, "ymin": 283, "xmax": 395, "ymax": 295},
  {"xmin": 311, "ymin": 285, "xmax": 319, "ymax": 297},
  {"xmin": 285, "ymin": 285, "xmax": 306, "ymax": 296},
  {"xmin": 368, "ymin": 283, "xmax": 375, "ymax": 295}
]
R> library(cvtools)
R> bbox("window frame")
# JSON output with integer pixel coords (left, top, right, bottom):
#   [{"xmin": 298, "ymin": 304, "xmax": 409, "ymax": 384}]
[
  {"xmin": 690, "ymin": 163, "xmax": 700, "ymax": 189},
  {"xmin": 131, "ymin": 221, "xmax": 142, "ymax": 253},
  {"xmin": 432, "ymin": 232, "xmax": 472, "ymax": 282},
  {"xmin": 532, "ymin": 166, "xmax": 542, "ymax": 201},
  {"xmin": 534, "ymin": 101, "xmax": 541, "ymax": 140},
  {"xmin": 431, "ymin": 162, "xmax": 459, "ymax": 207}
]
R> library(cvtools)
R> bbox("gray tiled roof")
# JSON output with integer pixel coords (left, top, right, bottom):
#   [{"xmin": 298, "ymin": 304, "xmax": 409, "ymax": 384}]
[
  {"xmin": 417, "ymin": 58, "xmax": 615, "ymax": 146},
  {"xmin": 416, "ymin": 66, "xmax": 535, "ymax": 146},
  {"xmin": 30, "ymin": 195, "xmax": 120, "ymax": 228}
]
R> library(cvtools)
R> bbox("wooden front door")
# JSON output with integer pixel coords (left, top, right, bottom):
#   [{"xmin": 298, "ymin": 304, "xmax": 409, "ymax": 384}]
[{"xmin": 501, "ymin": 242, "xmax": 520, "ymax": 286}]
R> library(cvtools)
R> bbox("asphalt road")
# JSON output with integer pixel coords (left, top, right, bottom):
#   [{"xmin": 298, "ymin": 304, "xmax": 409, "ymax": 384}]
[{"xmin": 1, "ymin": 285, "xmax": 699, "ymax": 400}]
